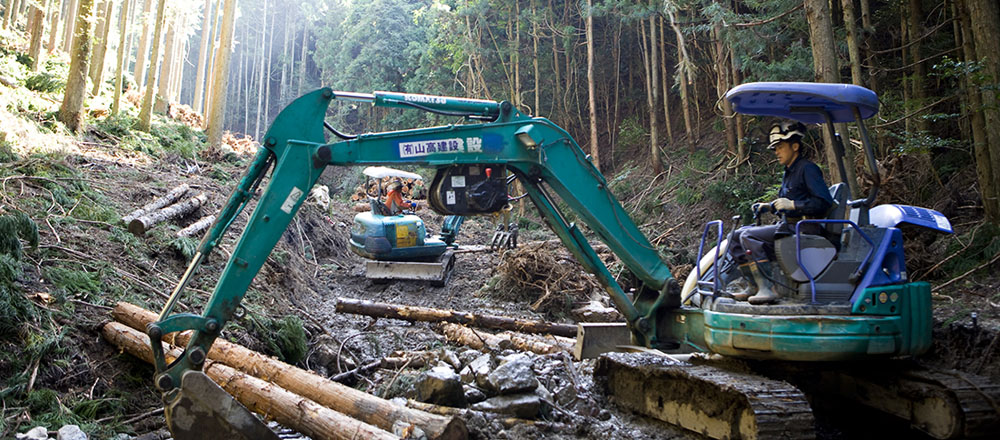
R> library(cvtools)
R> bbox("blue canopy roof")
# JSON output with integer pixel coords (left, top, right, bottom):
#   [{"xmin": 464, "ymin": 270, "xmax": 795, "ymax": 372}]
[{"xmin": 725, "ymin": 82, "xmax": 879, "ymax": 124}]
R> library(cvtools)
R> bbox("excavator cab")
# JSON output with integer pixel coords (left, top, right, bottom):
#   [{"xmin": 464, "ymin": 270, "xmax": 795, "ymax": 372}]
[{"xmin": 681, "ymin": 82, "xmax": 953, "ymax": 360}]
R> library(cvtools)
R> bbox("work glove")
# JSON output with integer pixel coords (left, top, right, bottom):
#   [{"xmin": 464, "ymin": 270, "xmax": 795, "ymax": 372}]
[
  {"xmin": 751, "ymin": 202, "xmax": 771, "ymax": 216},
  {"xmin": 771, "ymin": 198, "xmax": 796, "ymax": 212}
]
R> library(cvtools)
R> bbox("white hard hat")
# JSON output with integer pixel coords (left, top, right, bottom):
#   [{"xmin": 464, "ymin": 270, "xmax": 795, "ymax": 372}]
[{"xmin": 768, "ymin": 121, "xmax": 807, "ymax": 149}]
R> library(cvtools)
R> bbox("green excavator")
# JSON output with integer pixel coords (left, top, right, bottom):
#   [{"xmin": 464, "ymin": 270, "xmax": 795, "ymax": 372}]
[
  {"xmin": 147, "ymin": 84, "xmax": 999, "ymax": 439},
  {"xmin": 349, "ymin": 166, "xmax": 464, "ymax": 286}
]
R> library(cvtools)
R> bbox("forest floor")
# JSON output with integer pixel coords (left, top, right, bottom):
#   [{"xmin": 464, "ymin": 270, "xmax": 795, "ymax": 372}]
[{"xmin": 2, "ymin": 33, "xmax": 1000, "ymax": 440}]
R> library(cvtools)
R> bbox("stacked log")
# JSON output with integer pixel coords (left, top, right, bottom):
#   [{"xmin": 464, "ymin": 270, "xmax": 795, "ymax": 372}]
[
  {"xmin": 122, "ymin": 184, "xmax": 190, "ymax": 223},
  {"xmin": 129, "ymin": 192, "xmax": 208, "ymax": 236},
  {"xmin": 101, "ymin": 322, "xmax": 398, "ymax": 440},
  {"xmin": 109, "ymin": 302, "xmax": 467, "ymax": 440},
  {"xmin": 438, "ymin": 323, "xmax": 573, "ymax": 355},
  {"xmin": 350, "ymin": 178, "xmax": 426, "ymax": 201},
  {"xmin": 176, "ymin": 215, "xmax": 215, "ymax": 238}
]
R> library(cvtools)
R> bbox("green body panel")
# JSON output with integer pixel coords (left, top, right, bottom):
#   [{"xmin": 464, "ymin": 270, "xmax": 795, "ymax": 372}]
[
  {"xmin": 349, "ymin": 211, "xmax": 451, "ymax": 261},
  {"xmin": 684, "ymin": 282, "xmax": 933, "ymax": 361}
]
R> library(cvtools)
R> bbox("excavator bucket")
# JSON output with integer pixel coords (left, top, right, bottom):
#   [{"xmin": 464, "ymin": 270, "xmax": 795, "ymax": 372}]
[{"xmin": 164, "ymin": 370, "xmax": 279, "ymax": 440}]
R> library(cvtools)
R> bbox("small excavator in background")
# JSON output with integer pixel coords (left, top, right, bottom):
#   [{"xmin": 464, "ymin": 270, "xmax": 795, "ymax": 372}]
[
  {"xmin": 349, "ymin": 166, "xmax": 463, "ymax": 286},
  {"xmin": 146, "ymin": 84, "xmax": 999, "ymax": 439}
]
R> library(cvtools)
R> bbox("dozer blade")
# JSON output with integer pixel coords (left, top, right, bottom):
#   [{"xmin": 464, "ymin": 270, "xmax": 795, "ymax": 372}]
[
  {"xmin": 164, "ymin": 370, "xmax": 279, "ymax": 440},
  {"xmin": 366, "ymin": 250, "xmax": 455, "ymax": 286}
]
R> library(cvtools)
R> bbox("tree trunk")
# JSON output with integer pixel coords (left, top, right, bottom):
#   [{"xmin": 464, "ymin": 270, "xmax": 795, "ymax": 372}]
[
  {"xmin": 192, "ymin": 0, "xmax": 212, "ymax": 114},
  {"xmin": 89, "ymin": 0, "xmax": 113, "ymax": 96},
  {"xmin": 297, "ymin": 25, "xmax": 307, "ymax": 96},
  {"xmin": 61, "ymin": 0, "xmax": 77, "ymax": 52},
  {"xmin": 804, "ymin": 0, "xmax": 859, "ymax": 196},
  {"xmin": 584, "ymin": 0, "xmax": 600, "ymax": 171},
  {"xmin": 133, "ymin": 0, "xmax": 152, "ymax": 90},
  {"xmin": 128, "ymin": 192, "xmax": 207, "ymax": 236},
  {"xmin": 8, "ymin": 0, "xmax": 19, "ymax": 29},
  {"xmin": 647, "ymin": 8, "xmax": 661, "ymax": 173},
  {"xmin": 438, "ymin": 323, "xmax": 573, "ymax": 356},
  {"xmin": 966, "ymin": 0, "xmax": 1000, "ymax": 223},
  {"xmin": 860, "ymin": 0, "xmax": 872, "ymax": 31},
  {"xmin": 666, "ymin": 6, "xmax": 694, "ymax": 151},
  {"xmin": 136, "ymin": 0, "xmax": 165, "ymax": 131},
  {"xmin": 908, "ymin": 0, "xmax": 928, "ymax": 134},
  {"xmin": 658, "ymin": 15, "xmax": 673, "ymax": 144},
  {"xmin": 121, "ymin": 183, "xmax": 189, "ymax": 223},
  {"xmin": 713, "ymin": 19, "xmax": 736, "ymax": 157},
  {"xmin": 253, "ymin": 0, "xmax": 268, "ymax": 140},
  {"xmin": 336, "ymin": 297, "xmax": 578, "ymax": 338},
  {"xmin": 46, "ymin": 0, "xmax": 60, "ymax": 54},
  {"xmin": 112, "ymin": 0, "xmax": 129, "ymax": 115},
  {"xmin": 101, "ymin": 322, "xmax": 400, "ymax": 440},
  {"xmin": 279, "ymin": 8, "xmax": 289, "ymax": 106},
  {"xmin": 263, "ymin": 6, "xmax": 275, "ymax": 133},
  {"xmin": 111, "ymin": 303, "xmax": 468, "ymax": 440},
  {"xmin": 957, "ymin": 0, "xmax": 992, "ymax": 221},
  {"xmin": 202, "ymin": 0, "xmax": 223, "ymax": 125},
  {"xmin": 57, "ymin": 0, "xmax": 94, "ymax": 133},
  {"xmin": 841, "ymin": 0, "xmax": 863, "ymax": 86},
  {"xmin": 205, "ymin": 0, "xmax": 236, "ymax": 148},
  {"xmin": 167, "ymin": 11, "xmax": 183, "ymax": 103},
  {"xmin": 27, "ymin": 0, "xmax": 47, "ymax": 71},
  {"xmin": 2, "ymin": 0, "xmax": 13, "ymax": 29},
  {"xmin": 154, "ymin": 10, "xmax": 174, "ymax": 113}
]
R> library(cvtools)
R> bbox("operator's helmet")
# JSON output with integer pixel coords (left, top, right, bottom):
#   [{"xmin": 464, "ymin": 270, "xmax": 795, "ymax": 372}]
[
  {"xmin": 767, "ymin": 121, "xmax": 807, "ymax": 149},
  {"xmin": 387, "ymin": 180, "xmax": 403, "ymax": 192}
]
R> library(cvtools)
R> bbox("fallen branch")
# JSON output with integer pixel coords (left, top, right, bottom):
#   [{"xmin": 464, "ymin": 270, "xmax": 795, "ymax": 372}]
[
  {"xmin": 112, "ymin": 302, "xmax": 466, "ymax": 440},
  {"xmin": 932, "ymin": 251, "xmax": 1000, "ymax": 294},
  {"xmin": 129, "ymin": 192, "xmax": 208, "ymax": 236},
  {"xmin": 122, "ymin": 184, "xmax": 190, "ymax": 223},
  {"xmin": 101, "ymin": 321, "xmax": 397, "ymax": 440},
  {"xmin": 336, "ymin": 297, "xmax": 577, "ymax": 338}
]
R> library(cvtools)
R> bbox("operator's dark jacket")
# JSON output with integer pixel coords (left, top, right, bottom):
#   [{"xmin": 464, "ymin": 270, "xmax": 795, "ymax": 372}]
[
  {"xmin": 730, "ymin": 156, "xmax": 833, "ymax": 263},
  {"xmin": 778, "ymin": 156, "xmax": 833, "ymax": 220}
]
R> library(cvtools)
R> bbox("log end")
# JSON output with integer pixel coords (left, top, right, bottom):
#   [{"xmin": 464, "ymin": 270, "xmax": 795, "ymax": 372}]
[
  {"xmin": 432, "ymin": 417, "xmax": 470, "ymax": 440},
  {"xmin": 128, "ymin": 218, "xmax": 146, "ymax": 236}
]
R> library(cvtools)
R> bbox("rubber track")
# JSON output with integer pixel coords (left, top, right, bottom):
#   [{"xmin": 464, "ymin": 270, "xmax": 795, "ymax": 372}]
[
  {"xmin": 903, "ymin": 369, "xmax": 1000, "ymax": 438},
  {"xmin": 595, "ymin": 352, "xmax": 815, "ymax": 439}
]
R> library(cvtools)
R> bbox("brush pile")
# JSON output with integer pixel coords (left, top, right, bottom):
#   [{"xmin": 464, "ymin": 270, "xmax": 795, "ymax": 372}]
[
  {"xmin": 487, "ymin": 241, "xmax": 601, "ymax": 316},
  {"xmin": 167, "ymin": 103, "xmax": 205, "ymax": 129}
]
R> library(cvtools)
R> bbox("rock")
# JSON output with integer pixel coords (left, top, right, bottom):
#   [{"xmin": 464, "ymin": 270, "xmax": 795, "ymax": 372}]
[
  {"xmin": 311, "ymin": 335, "xmax": 354, "ymax": 373},
  {"xmin": 16, "ymin": 426, "xmax": 48, "ymax": 440},
  {"xmin": 110, "ymin": 434, "xmax": 132, "ymax": 440},
  {"xmin": 487, "ymin": 354, "xmax": 538, "ymax": 395},
  {"xmin": 133, "ymin": 430, "xmax": 169, "ymax": 440},
  {"xmin": 459, "ymin": 353, "xmax": 493, "ymax": 389},
  {"xmin": 464, "ymin": 384, "xmax": 487, "ymax": 404},
  {"xmin": 457, "ymin": 349, "xmax": 481, "ymax": 367},
  {"xmin": 571, "ymin": 300, "xmax": 623, "ymax": 322},
  {"xmin": 414, "ymin": 365, "xmax": 467, "ymax": 407},
  {"xmin": 392, "ymin": 420, "xmax": 428, "ymax": 440},
  {"xmin": 471, "ymin": 393, "xmax": 541, "ymax": 418},
  {"xmin": 553, "ymin": 379, "xmax": 577, "ymax": 406},
  {"xmin": 436, "ymin": 348, "xmax": 462, "ymax": 370},
  {"xmin": 57, "ymin": 425, "xmax": 87, "ymax": 440}
]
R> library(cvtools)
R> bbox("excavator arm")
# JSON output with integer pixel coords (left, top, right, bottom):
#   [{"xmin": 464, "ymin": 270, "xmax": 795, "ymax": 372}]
[{"xmin": 151, "ymin": 88, "xmax": 677, "ymax": 438}]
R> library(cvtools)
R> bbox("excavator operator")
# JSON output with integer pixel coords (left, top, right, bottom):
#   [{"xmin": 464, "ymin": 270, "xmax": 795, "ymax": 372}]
[
  {"xmin": 723, "ymin": 120, "xmax": 833, "ymax": 305},
  {"xmin": 385, "ymin": 180, "xmax": 416, "ymax": 215}
]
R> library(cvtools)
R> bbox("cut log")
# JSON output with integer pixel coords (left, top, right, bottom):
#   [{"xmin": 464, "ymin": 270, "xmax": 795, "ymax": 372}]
[
  {"xmin": 176, "ymin": 214, "xmax": 216, "ymax": 238},
  {"xmin": 112, "ymin": 302, "xmax": 467, "ymax": 440},
  {"xmin": 122, "ymin": 183, "xmax": 190, "ymax": 223},
  {"xmin": 437, "ymin": 323, "xmax": 573, "ymax": 355},
  {"xmin": 129, "ymin": 192, "xmax": 208, "ymax": 236},
  {"xmin": 336, "ymin": 297, "xmax": 578, "ymax": 338},
  {"xmin": 100, "ymin": 321, "xmax": 398, "ymax": 440}
]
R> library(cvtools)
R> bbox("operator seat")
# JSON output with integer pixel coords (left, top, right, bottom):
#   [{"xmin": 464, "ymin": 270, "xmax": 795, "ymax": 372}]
[{"xmin": 773, "ymin": 183, "xmax": 848, "ymax": 283}]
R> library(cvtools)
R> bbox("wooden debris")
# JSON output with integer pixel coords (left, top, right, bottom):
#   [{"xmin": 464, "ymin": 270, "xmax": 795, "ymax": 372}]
[
  {"xmin": 129, "ymin": 192, "xmax": 208, "ymax": 236},
  {"xmin": 438, "ymin": 323, "xmax": 573, "ymax": 355},
  {"xmin": 101, "ymin": 322, "xmax": 398, "ymax": 440},
  {"xmin": 336, "ymin": 297, "xmax": 578, "ymax": 338},
  {"xmin": 221, "ymin": 131, "xmax": 257, "ymax": 156},
  {"xmin": 405, "ymin": 399, "xmax": 570, "ymax": 431},
  {"xmin": 176, "ymin": 214, "xmax": 215, "ymax": 238},
  {"xmin": 122, "ymin": 183, "xmax": 190, "ymax": 224},
  {"xmin": 350, "ymin": 177, "xmax": 426, "ymax": 201},
  {"xmin": 112, "ymin": 302, "xmax": 467, "ymax": 440},
  {"xmin": 167, "ymin": 103, "xmax": 205, "ymax": 129}
]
